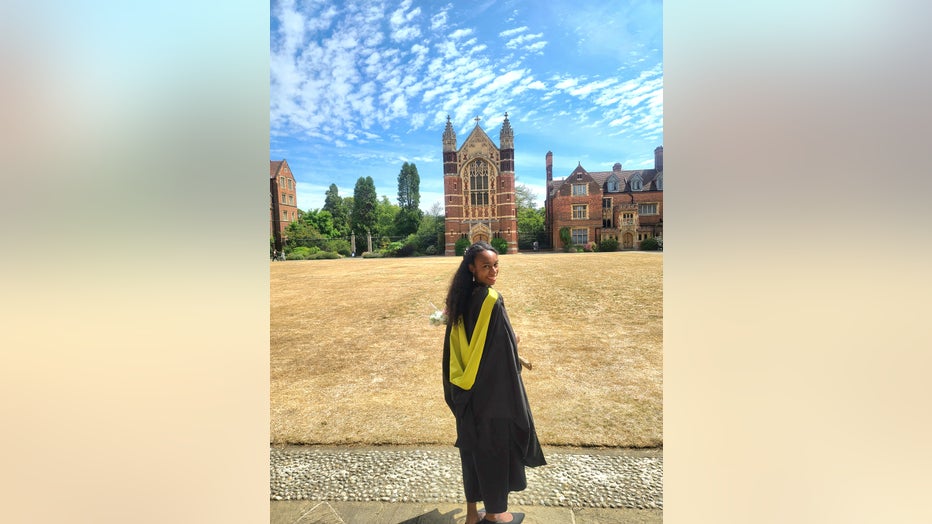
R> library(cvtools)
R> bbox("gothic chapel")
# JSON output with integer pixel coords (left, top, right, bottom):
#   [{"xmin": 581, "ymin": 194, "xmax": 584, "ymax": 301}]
[{"xmin": 442, "ymin": 114, "xmax": 519, "ymax": 255}]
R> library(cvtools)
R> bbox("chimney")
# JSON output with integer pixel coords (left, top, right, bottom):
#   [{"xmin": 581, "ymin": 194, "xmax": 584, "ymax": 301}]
[
  {"xmin": 546, "ymin": 151, "xmax": 553, "ymax": 183},
  {"xmin": 654, "ymin": 146, "xmax": 663, "ymax": 171}
]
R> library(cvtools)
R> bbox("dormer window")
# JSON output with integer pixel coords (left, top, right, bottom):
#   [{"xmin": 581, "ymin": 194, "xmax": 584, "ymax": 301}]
[
  {"xmin": 656, "ymin": 173, "xmax": 663, "ymax": 190},
  {"xmin": 607, "ymin": 175, "xmax": 619, "ymax": 192},
  {"xmin": 631, "ymin": 173, "xmax": 643, "ymax": 191}
]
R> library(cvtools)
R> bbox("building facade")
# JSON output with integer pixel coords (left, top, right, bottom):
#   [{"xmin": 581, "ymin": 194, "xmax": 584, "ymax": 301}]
[
  {"xmin": 545, "ymin": 146, "xmax": 663, "ymax": 250},
  {"xmin": 270, "ymin": 159, "xmax": 298, "ymax": 252},
  {"xmin": 442, "ymin": 115, "xmax": 519, "ymax": 255}
]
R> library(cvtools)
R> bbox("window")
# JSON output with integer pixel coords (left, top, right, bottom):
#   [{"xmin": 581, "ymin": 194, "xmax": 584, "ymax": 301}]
[
  {"xmin": 603, "ymin": 217, "xmax": 613, "ymax": 228},
  {"xmin": 572, "ymin": 205, "xmax": 587, "ymax": 219},
  {"xmin": 607, "ymin": 175, "xmax": 619, "ymax": 192},
  {"xmin": 469, "ymin": 161, "xmax": 489, "ymax": 206},
  {"xmin": 622, "ymin": 212, "xmax": 634, "ymax": 225},
  {"xmin": 602, "ymin": 197, "xmax": 612, "ymax": 209},
  {"xmin": 656, "ymin": 174, "xmax": 663, "ymax": 190},
  {"xmin": 639, "ymin": 203, "xmax": 658, "ymax": 215},
  {"xmin": 282, "ymin": 211, "xmax": 287, "ymax": 220},
  {"xmin": 572, "ymin": 228, "xmax": 588, "ymax": 245},
  {"xmin": 631, "ymin": 174, "xmax": 643, "ymax": 191},
  {"xmin": 281, "ymin": 192, "xmax": 287, "ymax": 202},
  {"xmin": 572, "ymin": 184, "xmax": 587, "ymax": 196}
]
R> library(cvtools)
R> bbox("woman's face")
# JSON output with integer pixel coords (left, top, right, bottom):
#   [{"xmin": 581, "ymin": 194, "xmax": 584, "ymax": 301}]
[{"xmin": 469, "ymin": 249, "xmax": 499, "ymax": 287}]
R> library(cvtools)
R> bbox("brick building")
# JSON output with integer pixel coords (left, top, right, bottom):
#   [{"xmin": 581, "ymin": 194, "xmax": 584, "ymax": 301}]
[
  {"xmin": 442, "ymin": 115, "xmax": 519, "ymax": 255},
  {"xmin": 544, "ymin": 146, "xmax": 663, "ymax": 250},
  {"xmin": 270, "ymin": 159, "xmax": 298, "ymax": 253}
]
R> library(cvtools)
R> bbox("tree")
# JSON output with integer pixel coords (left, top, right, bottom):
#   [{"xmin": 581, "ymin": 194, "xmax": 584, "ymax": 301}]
[
  {"xmin": 302, "ymin": 209, "xmax": 336, "ymax": 238},
  {"xmin": 352, "ymin": 176, "xmax": 377, "ymax": 252},
  {"xmin": 323, "ymin": 184, "xmax": 350, "ymax": 237},
  {"xmin": 413, "ymin": 202, "xmax": 445, "ymax": 255},
  {"xmin": 283, "ymin": 219, "xmax": 323, "ymax": 251},
  {"xmin": 397, "ymin": 162, "xmax": 421, "ymax": 210},
  {"xmin": 515, "ymin": 183, "xmax": 545, "ymax": 250},
  {"xmin": 395, "ymin": 162, "xmax": 423, "ymax": 237},
  {"xmin": 374, "ymin": 195, "xmax": 400, "ymax": 239},
  {"xmin": 515, "ymin": 183, "xmax": 538, "ymax": 211},
  {"xmin": 394, "ymin": 207, "xmax": 422, "ymax": 237}
]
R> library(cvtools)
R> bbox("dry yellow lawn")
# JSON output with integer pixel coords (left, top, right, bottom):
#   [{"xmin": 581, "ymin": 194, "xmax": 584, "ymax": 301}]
[{"xmin": 271, "ymin": 251, "xmax": 662, "ymax": 448}]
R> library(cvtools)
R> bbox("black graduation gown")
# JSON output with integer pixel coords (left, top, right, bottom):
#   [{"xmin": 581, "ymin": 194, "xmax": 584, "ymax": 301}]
[{"xmin": 442, "ymin": 286, "xmax": 546, "ymax": 468}]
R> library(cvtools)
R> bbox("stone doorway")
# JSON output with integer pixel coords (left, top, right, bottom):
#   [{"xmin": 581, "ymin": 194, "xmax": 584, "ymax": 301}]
[{"xmin": 469, "ymin": 224, "xmax": 492, "ymax": 244}]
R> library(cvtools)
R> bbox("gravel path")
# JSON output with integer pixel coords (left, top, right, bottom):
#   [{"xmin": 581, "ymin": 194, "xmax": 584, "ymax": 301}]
[{"xmin": 271, "ymin": 446, "xmax": 662, "ymax": 510}]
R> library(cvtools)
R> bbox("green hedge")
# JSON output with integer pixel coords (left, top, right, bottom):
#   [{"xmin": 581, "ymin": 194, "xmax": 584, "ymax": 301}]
[
  {"xmin": 640, "ymin": 237, "xmax": 660, "ymax": 251},
  {"xmin": 599, "ymin": 238, "xmax": 619, "ymax": 252},
  {"xmin": 491, "ymin": 237, "xmax": 508, "ymax": 254}
]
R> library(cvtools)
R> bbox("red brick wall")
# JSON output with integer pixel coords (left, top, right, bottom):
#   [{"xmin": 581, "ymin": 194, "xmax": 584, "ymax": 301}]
[{"xmin": 549, "ymin": 175, "xmax": 602, "ymax": 248}]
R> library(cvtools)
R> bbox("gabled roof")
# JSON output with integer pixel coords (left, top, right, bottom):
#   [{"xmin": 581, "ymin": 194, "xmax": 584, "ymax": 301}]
[
  {"xmin": 460, "ymin": 124, "xmax": 497, "ymax": 151},
  {"xmin": 270, "ymin": 159, "xmax": 293, "ymax": 180},
  {"xmin": 270, "ymin": 160, "xmax": 283, "ymax": 179},
  {"xmin": 550, "ymin": 166, "xmax": 662, "ymax": 195}
]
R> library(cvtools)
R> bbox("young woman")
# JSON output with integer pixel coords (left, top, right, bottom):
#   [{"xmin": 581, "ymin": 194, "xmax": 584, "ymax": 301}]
[{"xmin": 442, "ymin": 241, "xmax": 546, "ymax": 524}]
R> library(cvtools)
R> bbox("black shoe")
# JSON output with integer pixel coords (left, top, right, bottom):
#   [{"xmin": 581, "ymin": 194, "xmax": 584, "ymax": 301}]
[{"xmin": 482, "ymin": 513, "xmax": 524, "ymax": 523}]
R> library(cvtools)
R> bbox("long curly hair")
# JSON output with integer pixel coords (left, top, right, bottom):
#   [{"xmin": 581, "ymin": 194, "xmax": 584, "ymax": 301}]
[{"xmin": 444, "ymin": 241, "xmax": 497, "ymax": 326}]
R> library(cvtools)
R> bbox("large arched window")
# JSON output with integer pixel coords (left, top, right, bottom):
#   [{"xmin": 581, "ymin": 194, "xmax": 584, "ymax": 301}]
[{"xmin": 468, "ymin": 160, "xmax": 490, "ymax": 205}]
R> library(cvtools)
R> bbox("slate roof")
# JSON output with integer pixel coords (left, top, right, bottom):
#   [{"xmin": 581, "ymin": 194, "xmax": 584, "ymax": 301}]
[{"xmin": 550, "ymin": 165, "xmax": 662, "ymax": 195}]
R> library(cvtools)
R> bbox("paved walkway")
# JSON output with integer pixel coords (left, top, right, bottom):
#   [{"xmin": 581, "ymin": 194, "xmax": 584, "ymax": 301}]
[{"xmin": 271, "ymin": 445, "xmax": 662, "ymax": 523}]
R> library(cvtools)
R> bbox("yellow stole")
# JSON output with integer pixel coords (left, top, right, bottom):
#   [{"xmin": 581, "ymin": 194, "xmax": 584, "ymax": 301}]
[{"xmin": 448, "ymin": 288, "xmax": 499, "ymax": 391}]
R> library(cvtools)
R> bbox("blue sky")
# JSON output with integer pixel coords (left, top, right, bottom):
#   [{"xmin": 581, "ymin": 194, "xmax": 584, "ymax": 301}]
[{"xmin": 271, "ymin": 0, "xmax": 662, "ymax": 213}]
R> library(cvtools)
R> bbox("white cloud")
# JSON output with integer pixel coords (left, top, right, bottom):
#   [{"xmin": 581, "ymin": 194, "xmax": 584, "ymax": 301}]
[
  {"xmin": 392, "ymin": 25, "xmax": 421, "ymax": 42},
  {"xmin": 553, "ymin": 78, "xmax": 578, "ymax": 90},
  {"xmin": 389, "ymin": 0, "xmax": 422, "ymax": 42},
  {"xmin": 499, "ymin": 26, "xmax": 528, "ymax": 38},
  {"xmin": 505, "ymin": 32, "xmax": 543, "ymax": 49},
  {"xmin": 449, "ymin": 28, "xmax": 473, "ymax": 40},
  {"xmin": 430, "ymin": 7, "xmax": 449, "ymax": 31},
  {"xmin": 569, "ymin": 78, "xmax": 618, "ymax": 99},
  {"xmin": 524, "ymin": 41, "xmax": 547, "ymax": 53}
]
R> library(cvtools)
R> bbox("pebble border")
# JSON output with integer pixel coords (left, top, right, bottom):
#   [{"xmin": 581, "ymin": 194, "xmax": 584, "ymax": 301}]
[{"xmin": 271, "ymin": 447, "xmax": 662, "ymax": 510}]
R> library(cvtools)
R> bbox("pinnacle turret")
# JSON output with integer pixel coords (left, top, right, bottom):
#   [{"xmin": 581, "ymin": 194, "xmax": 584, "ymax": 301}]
[
  {"xmin": 442, "ymin": 115, "xmax": 457, "ymax": 152},
  {"xmin": 499, "ymin": 112, "xmax": 514, "ymax": 149}
]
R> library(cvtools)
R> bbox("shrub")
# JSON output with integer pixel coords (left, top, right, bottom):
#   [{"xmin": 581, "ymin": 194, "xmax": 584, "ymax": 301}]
[
  {"xmin": 640, "ymin": 237, "xmax": 660, "ymax": 251},
  {"xmin": 425, "ymin": 245, "xmax": 438, "ymax": 256},
  {"xmin": 325, "ymin": 239, "xmax": 352, "ymax": 257},
  {"xmin": 361, "ymin": 251, "xmax": 383, "ymax": 258},
  {"xmin": 599, "ymin": 238, "xmax": 619, "ymax": 252},
  {"xmin": 491, "ymin": 237, "xmax": 508, "ymax": 254},
  {"xmin": 308, "ymin": 251, "xmax": 340, "ymax": 259},
  {"xmin": 384, "ymin": 241, "xmax": 404, "ymax": 256},
  {"xmin": 287, "ymin": 246, "xmax": 313, "ymax": 260},
  {"xmin": 454, "ymin": 237, "xmax": 471, "ymax": 256},
  {"xmin": 396, "ymin": 243, "xmax": 416, "ymax": 257},
  {"xmin": 559, "ymin": 227, "xmax": 573, "ymax": 252}
]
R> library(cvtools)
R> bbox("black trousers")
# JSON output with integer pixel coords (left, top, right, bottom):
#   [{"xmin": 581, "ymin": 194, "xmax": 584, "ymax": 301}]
[{"xmin": 458, "ymin": 418, "xmax": 527, "ymax": 514}]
